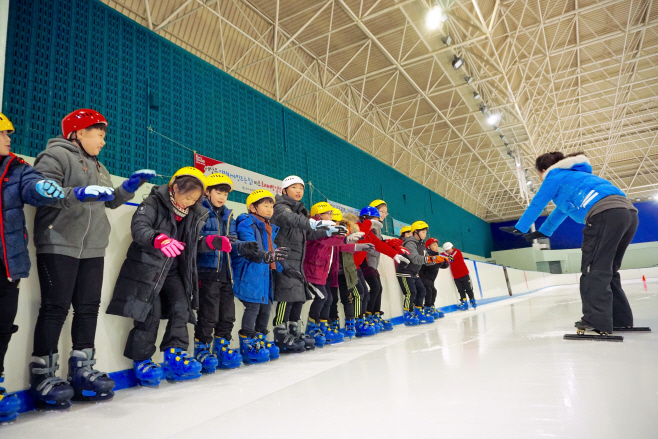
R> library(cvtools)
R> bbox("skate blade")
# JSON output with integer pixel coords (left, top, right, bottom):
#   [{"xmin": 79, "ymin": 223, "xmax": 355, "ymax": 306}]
[
  {"xmin": 217, "ymin": 363, "xmax": 242, "ymax": 370},
  {"xmin": 71, "ymin": 391, "xmax": 114, "ymax": 404},
  {"xmin": 33, "ymin": 399, "xmax": 72, "ymax": 412},
  {"xmin": 612, "ymin": 326, "xmax": 651, "ymax": 332},
  {"xmin": 563, "ymin": 334, "xmax": 623, "ymax": 342}
]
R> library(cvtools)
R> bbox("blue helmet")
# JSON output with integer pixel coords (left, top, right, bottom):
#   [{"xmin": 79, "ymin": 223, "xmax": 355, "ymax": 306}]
[{"xmin": 359, "ymin": 206, "xmax": 380, "ymax": 218}]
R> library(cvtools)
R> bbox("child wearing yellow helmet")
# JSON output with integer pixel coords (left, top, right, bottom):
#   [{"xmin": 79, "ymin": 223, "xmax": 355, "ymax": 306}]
[
  {"xmin": 108, "ymin": 167, "xmax": 227, "ymax": 386},
  {"xmin": 399, "ymin": 225, "xmax": 412, "ymax": 238}
]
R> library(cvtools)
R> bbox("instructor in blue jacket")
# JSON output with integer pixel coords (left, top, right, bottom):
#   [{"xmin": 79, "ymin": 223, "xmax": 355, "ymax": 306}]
[{"xmin": 501, "ymin": 151, "xmax": 638, "ymax": 335}]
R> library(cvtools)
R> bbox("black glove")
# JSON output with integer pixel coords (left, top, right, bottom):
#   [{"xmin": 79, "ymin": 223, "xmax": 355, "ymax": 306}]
[
  {"xmin": 283, "ymin": 267, "xmax": 305, "ymax": 282},
  {"xmin": 227, "ymin": 235, "xmax": 238, "ymax": 243},
  {"xmin": 240, "ymin": 241, "xmax": 259, "ymax": 255},
  {"xmin": 499, "ymin": 226, "xmax": 524, "ymax": 236},
  {"xmin": 523, "ymin": 231, "xmax": 547, "ymax": 242},
  {"xmin": 263, "ymin": 247, "xmax": 289, "ymax": 264}
]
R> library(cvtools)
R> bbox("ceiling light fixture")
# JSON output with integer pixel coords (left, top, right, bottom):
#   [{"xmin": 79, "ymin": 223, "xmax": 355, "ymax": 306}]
[
  {"xmin": 452, "ymin": 55, "xmax": 464, "ymax": 69},
  {"xmin": 426, "ymin": 6, "xmax": 447, "ymax": 30},
  {"xmin": 500, "ymin": 134, "xmax": 507, "ymax": 140},
  {"xmin": 465, "ymin": 75, "xmax": 473, "ymax": 84},
  {"xmin": 441, "ymin": 35, "xmax": 452, "ymax": 46},
  {"xmin": 473, "ymin": 90, "xmax": 480, "ymax": 99},
  {"xmin": 487, "ymin": 113, "xmax": 501, "ymax": 125}
]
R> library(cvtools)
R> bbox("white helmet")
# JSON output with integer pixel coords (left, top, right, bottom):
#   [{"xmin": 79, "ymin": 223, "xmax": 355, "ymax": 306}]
[
  {"xmin": 282, "ymin": 175, "xmax": 305, "ymax": 190},
  {"xmin": 442, "ymin": 242, "xmax": 453, "ymax": 251}
]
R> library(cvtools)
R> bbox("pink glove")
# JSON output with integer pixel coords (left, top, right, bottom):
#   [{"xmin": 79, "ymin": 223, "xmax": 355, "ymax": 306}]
[
  {"xmin": 207, "ymin": 235, "xmax": 232, "ymax": 253},
  {"xmin": 154, "ymin": 233, "xmax": 186, "ymax": 258}
]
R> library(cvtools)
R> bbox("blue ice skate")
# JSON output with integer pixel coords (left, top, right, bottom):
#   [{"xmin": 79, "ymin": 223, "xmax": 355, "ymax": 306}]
[
  {"xmin": 163, "ymin": 348, "xmax": 202, "ymax": 382},
  {"xmin": 306, "ymin": 318, "xmax": 327, "ymax": 348},
  {"xmin": 194, "ymin": 340, "xmax": 219, "ymax": 374},
  {"xmin": 376, "ymin": 312, "xmax": 394, "ymax": 331},
  {"xmin": 343, "ymin": 318, "xmax": 357, "ymax": 339},
  {"xmin": 355, "ymin": 317, "xmax": 376, "ymax": 337},
  {"xmin": 414, "ymin": 306, "xmax": 434, "ymax": 324},
  {"xmin": 67, "ymin": 348, "xmax": 115, "ymax": 402},
  {"xmin": 425, "ymin": 306, "xmax": 444, "ymax": 319},
  {"xmin": 403, "ymin": 310, "xmax": 420, "ymax": 326},
  {"xmin": 239, "ymin": 335, "xmax": 270, "ymax": 365},
  {"xmin": 213, "ymin": 337, "xmax": 243, "ymax": 369},
  {"xmin": 0, "ymin": 376, "xmax": 20, "ymax": 424},
  {"xmin": 133, "ymin": 358, "xmax": 164, "ymax": 388},
  {"xmin": 255, "ymin": 333, "xmax": 280, "ymax": 360},
  {"xmin": 319, "ymin": 320, "xmax": 344, "ymax": 344},
  {"xmin": 457, "ymin": 299, "xmax": 468, "ymax": 311},
  {"xmin": 470, "ymin": 299, "xmax": 477, "ymax": 309}
]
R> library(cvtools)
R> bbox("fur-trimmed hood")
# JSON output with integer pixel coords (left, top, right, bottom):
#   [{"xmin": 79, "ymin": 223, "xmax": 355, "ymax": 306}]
[
  {"xmin": 543, "ymin": 154, "xmax": 591, "ymax": 180},
  {"xmin": 341, "ymin": 213, "xmax": 360, "ymax": 235}
]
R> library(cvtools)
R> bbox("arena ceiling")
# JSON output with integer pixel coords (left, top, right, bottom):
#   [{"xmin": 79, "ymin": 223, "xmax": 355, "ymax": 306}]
[{"xmin": 103, "ymin": 0, "xmax": 658, "ymax": 222}]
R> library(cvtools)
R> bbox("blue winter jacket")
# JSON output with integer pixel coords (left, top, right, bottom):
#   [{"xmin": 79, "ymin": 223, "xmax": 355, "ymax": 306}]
[
  {"xmin": 197, "ymin": 199, "xmax": 237, "ymax": 281},
  {"xmin": 515, "ymin": 155, "xmax": 625, "ymax": 237},
  {"xmin": 0, "ymin": 154, "xmax": 57, "ymax": 280},
  {"xmin": 230, "ymin": 213, "xmax": 284, "ymax": 304}
]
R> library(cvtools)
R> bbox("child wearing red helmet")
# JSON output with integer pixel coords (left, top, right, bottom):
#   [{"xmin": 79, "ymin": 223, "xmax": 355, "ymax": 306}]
[{"xmin": 28, "ymin": 109, "xmax": 156, "ymax": 410}]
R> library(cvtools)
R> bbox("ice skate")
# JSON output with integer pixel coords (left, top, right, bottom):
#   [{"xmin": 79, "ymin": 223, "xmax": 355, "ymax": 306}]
[
  {"xmin": 163, "ymin": 348, "xmax": 203, "ymax": 382},
  {"xmin": 414, "ymin": 306, "xmax": 434, "ymax": 324},
  {"xmin": 273, "ymin": 324, "xmax": 306, "ymax": 353},
  {"xmin": 403, "ymin": 310, "xmax": 420, "ymax": 326},
  {"xmin": 239, "ymin": 334, "xmax": 270, "ymax": 365},
  {"xmin": 133, "ymin": 358, "xmax": 164, "ymax": 388},
  {"xmin": 194, "ymin": 340, "xmax": 219, "ymax": 374},
  {"xmin": 0, "ymin": 376, "xmax": 20, "ymax": 424},
  {"xmin": 290, "ymin": 320, "xmax": 315, "ymax": 351},
  {"xmin": 213, "ymin": 337, "xmax": 243, "ymax": 369},
  {"xmin": 305, "ymin": 318, "xmax": 327, "ymax": 348},
  {"xmin": 67, "ymin": 348, "xmax": 115, "ymax": 403},
  {"xmin": 29, "ymin": 354, "xmax": 74, "ymax": 411},
  {"xmin": 256, "ymin": 333, "xmax": 280, "ymax": 360},
  {"xmin": 319, "ymin": 320, "xmax": 344, "ymax": 344}
]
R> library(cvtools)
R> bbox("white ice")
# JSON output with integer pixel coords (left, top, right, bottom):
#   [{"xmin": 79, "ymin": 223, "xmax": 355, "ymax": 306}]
[{"xmin": 4, "ymin": 282, "xmax": 658, "ymax": 439}]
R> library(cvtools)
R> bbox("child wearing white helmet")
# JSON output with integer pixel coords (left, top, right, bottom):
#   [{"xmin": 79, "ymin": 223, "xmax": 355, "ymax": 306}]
[{"xmin": 441, "ymin": 242, "xmax": 476, "ymax": 310}]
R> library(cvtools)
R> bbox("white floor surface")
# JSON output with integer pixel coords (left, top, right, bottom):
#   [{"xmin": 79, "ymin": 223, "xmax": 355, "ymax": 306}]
[{"xmin": 3, "ymin": 282, "xmax": 658, "ymax": 439}]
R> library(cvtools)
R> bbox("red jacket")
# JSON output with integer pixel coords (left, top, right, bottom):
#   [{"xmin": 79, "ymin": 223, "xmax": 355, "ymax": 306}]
[
  {"xmin": 441, "ymin": 248, "xmax": 469, "ymax": 279},
  {"xmin": 353, "ymin": 220, "xmax": 399, "ymax": 267}
]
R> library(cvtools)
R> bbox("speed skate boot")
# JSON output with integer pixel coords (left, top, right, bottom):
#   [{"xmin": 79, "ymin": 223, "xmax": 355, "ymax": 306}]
[
  {"xmin": 319, "ymin": 320, "xmax": 344, "ymax": 344},
  {"xmin": 290, "ymin": 320, "xmax": 315, "ymax": 351},
  {"xmin": 575, "ymin": 318, "xmax": 609, "ymax": 335},
  {"xmin": 0, "ymin": 375, "xmax": 20, "ymax": 424},
  {"xmin": 133, "ymin": 358, "xmax": 164, "ymax": 387},
  {"xmin": 414, "ymin": 306, "xmax": 434, "ymax": 324},
  {"xmin": 194, "ymin": 340, "xmax": 219, "ymax": 374},
  {"xmin": 239, "ymin": 334, "xmax": 270, "ymax": 365},
  {"xmin": 213, "ymin": 337, "xmax": 243, "ymax": 369},
  {"xmin": 354, "ymin": 317, "xmax": 376, "ymax": 337},
  {"xmin": 470, "ymin": 299, "xmax": 477, "ymax": 309},
  {"xmin": 163, "ymin": 348, "xmax": 202, "ymax": 382},
  {"xmin": 305, "ymin": 318, "xmax": 327, "ymax": 348},
  {"xmin": 457, "ymin": 299, "xmax": 468, "ymax": 311},
  {"xmin": 403, "ymin": 310, "xmax": 420, "ymax": 326},
  {"xmin": 273, "ymin": 324, "xmax": 306, "ymax": 353},
  {"xmin": 67, "ymin": 348, "xmax": 115, "ymax": 403},
  {"xmin": 29, "ymin": 354, "xmax": 74, "ymax": 411},
  {"xmin": 255, "ymin": 333, "xmax": 280, "ymax": 360},
  {"xmin": 376, "ymin": 312, "xmax": 394, "ymax": 331}
]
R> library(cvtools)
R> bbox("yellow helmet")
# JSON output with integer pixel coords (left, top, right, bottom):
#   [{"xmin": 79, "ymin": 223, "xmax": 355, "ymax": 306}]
[
  {"xmin": 204, "ymin": 173, "xmax": 233, "ymax": 192},
  {"xmin": 0, "ymin": 113, "xmax": 15, "ymax": 134},
  {"xmin": 411, "ymin": 221, "xmax": 429, "ymax": 232},
  {"xmin": 332, "ymin": 209, "xmax": 343, "ymax": 222},
  {"xmin": 246, "ymin": 189, "xmax": 275, "ymax": 209},
  {"xmin": 169, "ymin": 167, "xmax": 206, "ymax": 189},
  {"xmin": 369, "ymin": 199, "xmax": 386, "ymax": 208},
  {"xmin": 400, "ymin": 226, "xmax": 411, "ymax": 234},
  {"xmin": 311, "ymin": 201, "xmax": 333, "ymax": 217}
]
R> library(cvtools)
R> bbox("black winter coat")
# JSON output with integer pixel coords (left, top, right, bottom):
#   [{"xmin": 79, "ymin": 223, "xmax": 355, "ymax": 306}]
[
  {"xmin": 107, "ymin": 185, "xmax": 212, "ymax": 323},
  {"xmin": 271, "ymin": 194, "xmax": 326, "ymax": 302},
  {"xmin": 419, "ymin": 249, "xmax": 450, "ymax": 281}
]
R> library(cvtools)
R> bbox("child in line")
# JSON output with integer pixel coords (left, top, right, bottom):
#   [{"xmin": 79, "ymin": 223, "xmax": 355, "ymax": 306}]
[
  {"xmin": 232, "ymin": 189, "xmax": 297, "ymax": 360},
  {"xmin": 303, "ymin": 203, "xmax": 365, "ymax": 346},
  {"xmin": 396, "ymin": 221, "xmax": 446, "ymax": 325},
  {"xmin": 399, "ymin": 226, "xmax": 411, "ymax": 239},
  {"xmin": 419, "ymin": 238, "xmax": 449, "ymax": 318},
  {"xmin": 108, "ymin": 167, "xmax": 230, "ymax": 386},
  {"xmin": 31, "ymin": 109, "xmax": 155, "ymax": 410},
  {"xmin": 0, "ymin": 113, "xmax": 65, "ymax": 423},
  {"xmin": 441, "ymin": 242, "xmax": 476, "ymax": 310},
  {"xmin": 195, "ymin": 173, "xmax": 258, "ymax": 371},
  {"xmin": 271, "ymin": 176, "xmax": 344, "ymax": 351}
]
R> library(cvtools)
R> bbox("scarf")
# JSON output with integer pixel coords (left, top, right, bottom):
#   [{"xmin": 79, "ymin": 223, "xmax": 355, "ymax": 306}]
[
  {"xmin": 252, "ymin": 213, "xmax": 276, "ymax": 270},
  {"xmin": 169, "ymin": 187, "xmax": 189, "ymax": 220}
]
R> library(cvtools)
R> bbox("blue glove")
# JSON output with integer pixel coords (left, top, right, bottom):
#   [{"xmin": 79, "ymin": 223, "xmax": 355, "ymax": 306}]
[
  {"xmin": 122, "ymin": 169, "xmax": 157, "ymax": 193},
  {"xmin": 35, "ymin": 180, "xmax": 65, "ymax": 199},
  {"xmin": 73, "ymin": 185, "xmax": 115, "ymax": 202}
]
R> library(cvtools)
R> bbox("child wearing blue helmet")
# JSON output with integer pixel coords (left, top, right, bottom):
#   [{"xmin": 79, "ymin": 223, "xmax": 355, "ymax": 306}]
[{"xmin": 501, "ymin": 152, "xmax": 638, "ymax": 335}]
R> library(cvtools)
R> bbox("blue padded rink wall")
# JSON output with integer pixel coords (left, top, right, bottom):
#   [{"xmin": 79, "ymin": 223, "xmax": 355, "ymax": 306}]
[{"xmin": 4, "ymin": 272, "xmax": 658, "ymax": 438}]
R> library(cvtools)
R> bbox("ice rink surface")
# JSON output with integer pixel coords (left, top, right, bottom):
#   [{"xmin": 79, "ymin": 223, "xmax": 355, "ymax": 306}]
[{"xmin": 4, "ymin": 282, "xmax": 658, "ymax": 439}]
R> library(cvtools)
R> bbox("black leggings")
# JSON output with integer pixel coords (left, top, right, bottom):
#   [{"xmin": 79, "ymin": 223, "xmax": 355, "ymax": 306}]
[
  {"xmin": 397, "ymin": 276, "xmax": 426, "ymax": 311},
  {"xmin": 33, "ymin": 254, "xmax": 104, "ymax": 357},
  {"xmin": 454, "ymin": 274, "xmax": 474, "ymax": 301},
  {"xmin": 328, "ymin": 286, "xmax": 340, "ymax": 321},
  {"xmin": 272, "ymin": 301, "xmax": 304, "ymax": 325},
  {"xmin": 422, "ymin": 277, "xmax": 437, "ymax": 307},
  {"xmin": 363, "ymin": 271, "xmax": 382, "ymax": 314},
  {"xmin": 308, "ymin": 283, "xmax": 332, "ymax": 321},
  {"xmin": 124, "ymin": 270, "xmax": 190, "ymax": 362},
  {"xmin": 0, "ymin": 271, "xmax": 20, "ymax": 374},
  {"xmin": 194, "ymin": 279, "xmax": 235, "ymax": 342}
]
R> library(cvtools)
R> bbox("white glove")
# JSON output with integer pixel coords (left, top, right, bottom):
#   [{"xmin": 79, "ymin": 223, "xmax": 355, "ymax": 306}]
[
  {"xmin": 370, "ymin": 220, "xmax": 383, "ymax": 230},
  {"xmin": 309, "ymin": 219, "xmax": 336, "ymax": 230},
  {"xmin": 344, "ymin": 231, "xmax": 365, "ymax": 244},
  {"xmin": 394, "ymin": 254, "xmax": 410, "ymax": 264}
]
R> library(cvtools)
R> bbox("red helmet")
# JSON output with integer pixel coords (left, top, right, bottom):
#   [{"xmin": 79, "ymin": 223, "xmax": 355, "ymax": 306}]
[
  {"xmin": 62, "ymin": 109, "xmax": 108, "ymax": 139},
  {"xmin": 425, "ymin": 238, "xmax": 439, "ymax": 248}
]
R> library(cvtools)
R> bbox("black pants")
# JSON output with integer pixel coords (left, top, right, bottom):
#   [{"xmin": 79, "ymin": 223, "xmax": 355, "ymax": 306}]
[
  {"xmin": 0, "ymin": 275, "xmax": 20, "ymax": 375},
  {"xmin": 454, "ymin": 274, "xmax": 474, "ymax": 301},
  {"xmin": 356, "ymin": 269, "xmax": 368, "ymax": 317},
  {"xmin": 337, "ymin": 273, "xmax": 366, "ymax": 319},
  {"xmin": 363, "ymin": 271, "xmax": 383, "ymax": 314},
  {"xmin": 580, "ymin": 208, "xmax": 638, "ymax": 333},
  {"xmin": 194, "ymin": 279, "xmax": 235, "ymax": 343},
  {"xmin": 308, "ymin": 283, "xmax": 332, "ymax": 321},
  {"xmin": 272, "ymin": 301, "xmax": 304, "ymax": 325},
  {"xmin": 397, "ymin": 276, "xmax": 426, "ymax": 311},
  {"xmin": 240, "ymin": 300, "xmax": 272, "ymax": 338},
  {"xmin": 328, "ymin": 286, "xmax": 339, "ymax": 321},
  {"xmin": 33, "ymin": 254, "xmax": 104, "ymax": 356},
  {"xmin": 124, "ymin": 270, "xmax": 190, "ymax": 362},
  {"xmin": 422, "ymin": 277, "xmax": 438, "ymax": 307}
]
